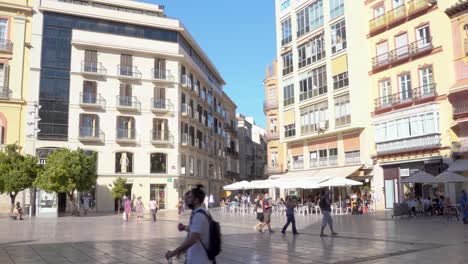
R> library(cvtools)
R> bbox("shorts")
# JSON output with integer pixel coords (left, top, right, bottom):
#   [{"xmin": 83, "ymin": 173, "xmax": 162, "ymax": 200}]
[
  {"xmin": 263, "ymin": 213, "xmax": 271, "ymax": 224},
  {"xmin": 256, "ymin": 212, "xmax": 264, "ymax": 222},
  {"xmin": 322, "ymin": 210, "xmax": 333, "ymax": 226}
]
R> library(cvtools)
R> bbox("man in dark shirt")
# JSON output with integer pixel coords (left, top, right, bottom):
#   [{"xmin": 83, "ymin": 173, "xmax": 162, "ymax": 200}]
[
  {"xmin": 281, "ymin": 196, "xmax": 298, "ymax": 235},
  {"xmin": 319, "ymin": 190, "xmax": 337, "ymax": 237}
]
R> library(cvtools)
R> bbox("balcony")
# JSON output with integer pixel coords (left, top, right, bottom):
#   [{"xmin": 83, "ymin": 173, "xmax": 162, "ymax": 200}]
[
  {"xmin": 453, "ymin": 99, "xmax": 468, "ymax": 117},
  {"xmin": 0, "ymin": 88, "xmax": 12, "ymax": 100},
  {"xmin": 116, "ymin": 96, "xmax": 141, "ymax": 112},
  {"xmin": 152, "ymin": 69, "xmax": 174, "ymax": 82},
  {"xmin": 79, "ymin": 92, "xmax": 106, "ymax": 109},
  {"xmin": 200, "ymin": 90, "xmax": 206, "ymax": 101},
  {"xmin": 117, "ymin": 65, "xmax": 142, "ymax": 80},
  {"xmin": 376, "ymin": 133, "xmax": 441, "ymax": 155},
  {"xmin": 181, "ymin": 134, "xmax": 192, "ymax": 146},
  {"xmin": 292, "ymin": 160, "xmax": 304, "ymax": 170},
  {"xmin": 266, "ymin": 131, "xmax": 279, "ymax": 141},
  {"xmin": 369, "ymin": 0, "xmax": 432, "ymax": 36},
  {"xmin": 151, "ymin": 99, "xmax": 173, "ymax": 113},
  {"xmin": 452, "ymin": 139, "xmax": 468, "ymax": 154},
  {"xmin": 181, "ymin": 103, "xmax": 192, "ymax": 117},
  {"xmin": 116, "ymin": 128, "xmax": 136, "ymax": 143},
  {"xmin": 266, "ymin": 165, "xmax": 283, "ymax": 175},
  {"xmin": 150, "ymin": 130, "xmax": 173, "ymax": 145},
  {"xmin": 0, "ymin": 40, "xmax": 13, "ymax": 52},
  {"xmin": 225, "ymin": 147, "xmax": 239, "ymax": 158},
  {"xmin": 81, "ymin": 61, "xmax": 107, "ymax": 76},
  {"xmin": 372, "ymin": 38, "xmax": 433, "ymax": 71},
  {"xmin": 181, "ymin": 75, "xmax": 192, "ymax": 88},
  {"xmin": 345, "ymin": 151, "xmax": 361, "ymax": 165},
  {"xmin": 310, "ymin": 156, "xmax": 338, "ymax": 168},
  {"xmin": 192, "ymin": 84, "xmax": 200, "ymax": 95},
  {"xmin": 375, "ymin": 83, "xmax": 437, "ymax": 110},
  {"xmin": 263, "ymin": 100, "xmax": 279, "ymax": 112},
  {"xmin": 78, "ymin": 127, "xmax": 105, "ymax": 143}
]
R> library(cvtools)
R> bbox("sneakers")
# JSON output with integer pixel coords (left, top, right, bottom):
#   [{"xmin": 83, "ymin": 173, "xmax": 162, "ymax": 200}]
[{"xmin": 331, "ymin": 232, "xmax": 338, "ymax": 236}]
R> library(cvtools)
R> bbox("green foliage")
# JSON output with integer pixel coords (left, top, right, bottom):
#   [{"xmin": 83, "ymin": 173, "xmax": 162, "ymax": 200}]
[
  {"xmin": 112, "ymin": 176, "xmax": 127, "ymax": 200},
  {"xmin": 35, "ymin": 149, "xmax": 97, "ymax": 196}
]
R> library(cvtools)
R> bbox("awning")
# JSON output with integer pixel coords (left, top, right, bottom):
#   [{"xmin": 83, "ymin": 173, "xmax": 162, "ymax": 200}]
[
  {"xmin": 246, "ymin": 180, "xmax": 277, "ymax": 189},
  {"xmin": 318, "ymin": 178, "xmax": 363, "ymax": 187},
  {"xmin": 268, "ymin": 169, "xmax": 320, "ymax": 180},
  {"xmin": 223, "ymin": 180, "xmax": 250, "ymax": 190},
  {"xmin": 435, "ymin": 171, "xmax": 468, "ymax": 183},
  {"xmin": 400, "ymin": 171, "xmax": 438, "ymax": 184},
  {"xmin": 312, "ymin": 165, "xmax": 363, "ymax": 179},
  {"xmin": 448, "ymin": 159, "xmax": 468, "ymax": 172}
]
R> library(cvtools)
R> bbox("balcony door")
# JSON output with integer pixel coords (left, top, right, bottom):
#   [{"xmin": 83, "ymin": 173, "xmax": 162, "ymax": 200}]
[
  {"xmin": 416, "ymin": 25, "xmax": 430, "ymax": 49},
  {"xmin": 80, "ymin": 114, "xmax": 98, "ymax": 137},
  {"xmin": 399, "ymin": 74, "xmax": 411, "ymax": 101},
  {"xmin": 154, "ymin": 87, "xmax": 166, "ymax": 108},
  {"xmin": 154, "ymin": 58, "xmax": 166, "ymax": 78},
  {"xmin": 84, "ymin": 50, "xmax": 98, "ymax": 72},
  {"xmin": 117, "ymin": 117, "xmax": 134, "ymax": 139},
  {"xmin": 393, "ymin": 0, "xmax": 403, "ymax": 8},
  {"xmin": 376, "ymin": 42, "xmax": 388, "ymax": 65},
  {"xmin": 379, "ymin": 80, "xmax": 391, "ymax": 106},
  {"xmin": 153, "ymin": 119, "xmax": 168, "ymax": 140},
  {"xmin": 395, "ymin": 33, "xmax": 408, "ymax": 58},
  {"xmin": 419, "ymin": 67, "xmax": 434, "ymax": 96},
  {"xmin": 120, "ymin": 54, "xmax": 133, "ymax": 76},
  {"xmin": 0, "ymin": 63, "xmax": 6, "ymax": 90},
  {"xmin": 120, "ymin": 83, "xmax": 132, "ymax": 106},
  {"xmin": 271, "ymin": 151, "xmax": 278, "ymax": 167},
  {"xmin": 83, "ymin": 81, "xmax": 97, "ymax": 104}
]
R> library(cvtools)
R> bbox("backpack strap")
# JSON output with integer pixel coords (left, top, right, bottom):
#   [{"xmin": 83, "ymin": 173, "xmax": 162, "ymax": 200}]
[{"xmin": 192, "ymin": 209, "xmax": 215, "ymax": 263}]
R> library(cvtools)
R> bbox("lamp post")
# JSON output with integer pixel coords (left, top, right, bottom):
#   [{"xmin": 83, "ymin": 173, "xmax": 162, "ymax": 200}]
[{"xmin": 26, "ymin": 102, "xmax": 41, "ymax": 217}]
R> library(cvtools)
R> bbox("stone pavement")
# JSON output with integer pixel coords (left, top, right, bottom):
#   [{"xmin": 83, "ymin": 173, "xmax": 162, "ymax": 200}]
[{"xmin": 0, "ymin": 210, "xmax": 466, "ymax": 264}]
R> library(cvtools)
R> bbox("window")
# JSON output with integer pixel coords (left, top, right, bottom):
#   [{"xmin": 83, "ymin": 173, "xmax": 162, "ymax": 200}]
[
  {"xmin": 376, "ymin": 41, "xmax": 389, "ymax": 65},
  {"xmin": 296, "ymin": 0, "xmax": 323, "ymax": 37},
  {"xmin": 375, "ymin": 112, "xmax": 439, "ymax": 142},
  {"xmin": 297, "ymin": 33, "xmax": 325, "ymax": 68},
  {"xmin": 283, "ymin": 83, "xmax": 295, "ymax": 106},
  {"xmin": 269, "ymin": 118, "xmax": 277, "ymax": 133},
  {"xmin": 197, "ymin": 159, "xmax": 201, "ymax": 177},
  {"xmin": 0, "ymin": 19, "xmax": 7, "ymax": 41},
  {"xmin": 393, "ymin": 0, "xmax": 404, "ymax": 8},
  {"xmin": 150, "ymin": 153, "xmax": 167, "ymax": 173},
  {"xmin": 399, "ymin": 74, "xmax": 412, "ymax": 100},
  {"xmin": 82, "ymin": 81, "xmax": 97, "ymax": 104},
  {"xmin": 284, "ymin": 124, "xmax": 296, "ymax": 138},
  {"xmin": 331, "ymin": 20, "xmax": 347, "ymax": 54},
  {"xmin": 395, "ymin": 33, "xmax": 409, "ymax": 58},
  {"xmin": 333, "ymin": 72, "xmax": 348, "ymax": 90},
  {"xmin": 330, "ymin": 0, "xmax": 345, "ymax": 20},
  {"xmin": 300, "ymin": 101, "xmax": 328, "ymax": 134},
  {"xmin": 115, "ymin": 152, "xmax": 133, "ymax": 173},
  {"xmin": 374, "ymin": 6, "xmax": 385, "ymax": 18},
  {"xmin": 310, "ymin": 151, "xmax": 318, "ymax": 166},
  {"xmin": 79, "ymin": 114, "xmax": 99, "ymax": 137},
  {"xmin": 282, "ymin": 52, "xmax": 293, "ymax": 75},
  {"xmin": 154, "ymin": 58, "xmax": 166, "ymax": 79},
  {"xmin": 329, "ymin": 148, "xmax": 338, "ymax": 157},
  {"xmin": 379, "ymin": 80, "xmax": 391, "ymax": 106},
  {"xmin": 120, "ymin": 54, "xmax": 133, "ymax": 76},
  {"xmin": 335, "ymin": 95, "xmax": 350, "ymax": 127},
  {"xmin": 416, "ymin": 25, "xmax": 431, "ymax": 49},
  {"xmin": 299, "ymin": 65, "xmax": 327, "ymax": 101},
  {"xmin": 189, "ymin": 156, "xmax": 194, "ymax": 175},
  {"xmin": 419, "ymin": 66, "xmax": 434, "ymax": 96},
  {"xmin": 296, "ymin": 7, "xmax": 309, "ymax": 37},
  {"xmin": 271, "ymin": 151, "xmax": 279, "ymax": 167},
  {"xmin": 84, "ymin": 50, "xmax": 98, "ymax": 72},
  {"xmin": 281, "ymin": 18, "xmax": 292, "ymax": 45},
  {"xmin": 116, "ymin": 116, "xmax": 135, "ymax": 139},
  {"xmin": 119, "ymin": 83, "xmax": 133, "ymax": 107},
  {"xmin": 181, "ymin": 154, "xmax": 186, "ymax": 175}
]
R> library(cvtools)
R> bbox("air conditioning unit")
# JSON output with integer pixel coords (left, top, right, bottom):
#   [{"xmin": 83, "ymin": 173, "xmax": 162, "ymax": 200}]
[{"xmin": 318, "ymin": 121, "xmax": 327, "ymax": 131}]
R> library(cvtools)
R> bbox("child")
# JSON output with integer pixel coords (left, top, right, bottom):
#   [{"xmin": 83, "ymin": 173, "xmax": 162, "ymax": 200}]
[{"xmin": 16, "ymin": 202, "xmax": 23, "ymax": 220}]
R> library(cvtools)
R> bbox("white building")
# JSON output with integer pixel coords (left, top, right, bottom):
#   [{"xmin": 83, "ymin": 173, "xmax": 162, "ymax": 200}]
[{"xmin": 26, "ymin": 0, "xmax": 238, "ymax": 216}]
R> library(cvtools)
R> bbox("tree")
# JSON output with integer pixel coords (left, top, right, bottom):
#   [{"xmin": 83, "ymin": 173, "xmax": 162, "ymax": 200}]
[
  {"xmin": 35, "ymin": 149, "xmax": 97, "ymax": 216},
  {"xmin": 0, "ymin": 144, "xmax": 40, "ymax": 214},
  {"xmin": 112, "ymin": 176, "xmax": 127, "ymax": 214}
]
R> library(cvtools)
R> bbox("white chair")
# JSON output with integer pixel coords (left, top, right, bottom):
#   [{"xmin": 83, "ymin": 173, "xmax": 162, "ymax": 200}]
[
  {"xmin": 221, "ymin": 206, "xmax": 227, "ymax": 213},
  {"xmin": 334, "ymin": 203, "xmax": 342, "ymax": 215},
  {"xmin": 314, "ymin": 205, "xmax": 321, "ymax": 215},
  {"xmin": 229, "ymin": 204, "xmax": 236, "ymax": 213}
]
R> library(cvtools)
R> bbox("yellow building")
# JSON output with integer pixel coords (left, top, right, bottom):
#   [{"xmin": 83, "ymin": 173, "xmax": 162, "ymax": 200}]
[
  {"xmin": 264, "ymin": 59, "xmax": 287, "ymax": 176},
  {"xmin": 366, "ymin": 0, "xmax": 458, "ymax": 209},
  {"xmin": 0, "ymin": 0, "xmax": 32, "ymax": 213}
]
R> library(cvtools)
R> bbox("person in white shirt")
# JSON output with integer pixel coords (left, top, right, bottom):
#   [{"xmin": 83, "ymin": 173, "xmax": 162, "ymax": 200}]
[
  {"xmin": 149, "ymin": 199, "xmax": 158, "ymax": 222},
  {"xmin": 208, "ymin": 193, "xmax": 214, "ymax": 209},
  {"xmin": 166, "ymin": 185, "xmax": 210, "ymax": 264}
]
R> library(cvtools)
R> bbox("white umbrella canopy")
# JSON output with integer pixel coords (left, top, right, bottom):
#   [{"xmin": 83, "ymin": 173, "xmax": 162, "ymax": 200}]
[
  {"xmin": 275, "ymin": 178, "xmax": 320, "ymax": 189},
  {"xmin": 223, "ymin": 180, "xmax": 250, "ymax": 190},
  {"xmin": 246, "ymin": 180, "xmax": 277, "ymax": 189},
  {"xmin": 318, "ymin": 177, "xmax": 363, "ymax": 187},
  {"xmin": 401, "ymin": 171, "xmax": 439, "ymax": 183},
  {"xmin": 435, "ymin": 171, "xmax": 468, "ymax": 183}
]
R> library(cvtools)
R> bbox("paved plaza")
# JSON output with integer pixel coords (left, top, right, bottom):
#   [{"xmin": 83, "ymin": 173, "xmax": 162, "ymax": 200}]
[{"xmin": 0, "ymin": 211, "xmax": 466, "ymax": 264}]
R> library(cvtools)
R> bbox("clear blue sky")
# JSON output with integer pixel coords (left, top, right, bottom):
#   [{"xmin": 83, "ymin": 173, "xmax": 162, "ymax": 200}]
[{"xmin": 144, "ymin": 0, "xmax": 277, "ymax": 128}]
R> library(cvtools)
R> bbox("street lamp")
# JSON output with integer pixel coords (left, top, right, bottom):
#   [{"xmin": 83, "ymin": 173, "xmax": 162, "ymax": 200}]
[{"xmin": 26, "ymin": 102, "xmax": 41, "ymax": 217}]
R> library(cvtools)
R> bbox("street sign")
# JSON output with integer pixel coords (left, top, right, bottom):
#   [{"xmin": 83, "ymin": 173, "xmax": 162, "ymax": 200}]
[{"xmin": 167, "ymin": 177, "xmax": 172, "ymax": 183}]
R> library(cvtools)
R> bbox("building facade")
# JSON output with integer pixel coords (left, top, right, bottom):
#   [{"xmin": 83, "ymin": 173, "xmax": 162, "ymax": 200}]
[
  {"xmin": 445, "ymin": 0, "xmax": 468, "ymax": 191},
  {"xmin": 0, "ymin": 0, "xmax": 32, "ymax": 213},
  {"xmin": 264, "ymin": 59, "xmax": 288, "ymax": 176},
  {"xmin": 275, "ymin": 0, "xmax": 373, "ymax": 195},
  {"xmin": 366, "ymin": 0, "xmax": 458, "ymax": 209},
  {"xmin": 26, "ymin": 0, "xmax": 237, "ymax": 215},
  {"xmin": 237, "ymin": 114, "xmax": 267, "ymax": 180}
]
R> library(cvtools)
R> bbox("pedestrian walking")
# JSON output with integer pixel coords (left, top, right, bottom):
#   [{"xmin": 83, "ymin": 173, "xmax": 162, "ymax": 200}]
[
  {"xmin": 166, "ymin": 185, "xmax": 221, "ymax": 263},
  {"xmin": 15, "ymin": 202, "xmax": 23, "ymax": 220},
  {"xmin": 319, "ymin": 190, "xmax": 338, "ymax": 237},
  {"xmin": 209, "ymin": 193, "xmax": 214, "ymax": 209},
  {"xmin": 177, "ymin": 197, "xmax": 184, "ymax": 216},
  {"xmin": 259, "ymin": 194, "xmax": 273, "ymax": 233},
  {"xmin": 254, "ymin": 195, "xmax": 264, "ymax": 232},
  {"xmin": 281, "ymin": 196, "xmax": 298, "ymax": 235},
  {"xmin": 150, "ymin": 199, "xmax": 158, "ymax": 222},
  {"xmin": 136, "ymin": 197, "xmax": 144, "ymax": 221},
  {"xmin": 124, "ymin": 198, "xmax": 132, "ymax": 222},
  {"xmin": 204, "ymin": 195, "xmax": 209, "ymax": 210},
  {"xmin": 82, "ymin": 194, "xmax": 91, "ymax": 216}
]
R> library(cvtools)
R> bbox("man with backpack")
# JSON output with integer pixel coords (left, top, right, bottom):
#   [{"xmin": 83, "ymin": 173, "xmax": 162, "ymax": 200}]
[
  {"xmin": 319, "ymin": 189, "xmax": 338, "ymax": 237},
  {"xmin": 166, "ymin": 185, "xmax": 221, "ymax": 263}
]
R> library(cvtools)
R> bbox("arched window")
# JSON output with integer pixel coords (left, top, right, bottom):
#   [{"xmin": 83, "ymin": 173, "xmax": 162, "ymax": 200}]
[{"xmin": 115, "ymin": 152, "xmax": 133, "ymax": 173}]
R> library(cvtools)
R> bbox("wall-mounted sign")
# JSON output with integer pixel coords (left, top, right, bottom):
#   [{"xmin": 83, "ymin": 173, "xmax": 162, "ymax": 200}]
[{"xmin": 400, "ymin": 168, "xmax": 410, "ymax": 177}]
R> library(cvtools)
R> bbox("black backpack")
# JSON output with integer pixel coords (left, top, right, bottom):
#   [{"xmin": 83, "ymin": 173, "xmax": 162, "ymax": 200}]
[{"xmin": 195, "ymin": 210, "xmax": 221, "ymax": 263}]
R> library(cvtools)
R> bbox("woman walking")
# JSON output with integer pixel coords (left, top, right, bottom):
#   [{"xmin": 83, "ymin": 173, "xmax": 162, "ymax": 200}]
[
  {"xmin": 135, "ymin": 197, "xmax": 144, "ymax": 221},
  {"xmin": 124, "ymin": 198, "xmax": 132, "ymax": 222},
  {"xmin": 254, "ymin": 195, "xmax": 264, "ymax": 232},
  {"xmin": 281, "ymin": 197, "xmax": 298, "ymax": 235}
]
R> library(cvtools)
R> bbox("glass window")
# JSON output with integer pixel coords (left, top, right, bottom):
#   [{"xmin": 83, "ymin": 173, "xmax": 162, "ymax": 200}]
[
  {"xmin": 329, "ymin": 148, "xmax": 338, "ymax": 157},
  {"xmin": 284, "ymin": 124, "xmax": 296, "ymax": 138},
  {"xmin": 189, "ymin": 156, "xmax": 194, "ymax": 175},
  {"xmin": 309, "ymin": 0, "xmax": 324, "ymax": 32},
  {"xmin": 115, "ymin": 152, "xmax": 133, "ymax": 173},
  {"xmin": 297, "ymin": 32, "xmax": 325, "ymax": 69},
  {"xmin": 331, "ymin": 20, "xmax": 347, "ymax": 54},
  {"xmin": 379, "ymin": 80, "xmax": 391, "ymax": 106},
  {"xmin": 333, "ymin": 71, "xmax": 349, "ymax": 90},
  {"xmin": 416, "ymin": 25, "xmax": 431, "ymax": 48},
  {"xmin": 0, "ymin": 19, "xmax": 7, "ymax": 41},
  {"xmin": 181, "ymin": 154, "xmax": 186, "ymax": 175},
  {"xmin": 281, "ymin": 18, "xmax": 292, "ymax": 45},
  {"xmin": 150, "ymin": 153, "xmax": 167, "ymax": 173},
  {"xmin": 419, "ymin": 66, "xmax": 434, "ymax": 95},
  {"xmin": 283, "ymin": 83, "xmax": 295, "ymax": 106},
  {"xmin": 335, "ymin": 95, "xmax": 350, "ymax": 127},
  {"xmin": 282, "ymin": 52, "xmax": 293, "ymax": 75},
  {"xmin": 330, "ymin": 0, "xmax": 345, "ymax": 20},
  {"xmin": 399, "ymin": 74, "xmax": 412, "ymax": 100},
  {"xmin": 296, "ymin": 7, "xmax": 309, "ymax": 37},
  {"xmin": 299, "ymin": 65, "xmax": 327, "ymax": 101},
  {"xmin": 300, "ymin": 102, "xmax": 328, "ymax": 134}
]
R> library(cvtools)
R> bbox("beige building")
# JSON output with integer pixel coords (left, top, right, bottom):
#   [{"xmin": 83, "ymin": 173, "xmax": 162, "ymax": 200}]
[
  {"xmin": 366, "ymin": 0, "xmax": 460, "ymax": 209},
  {"xmin": 264, "ymin": 59, "xmax": 287, "ymax": 176},
  {"xmin": 274, "ymin": 0, "xmax": 373, "ymax": 196},
  {"xmin": 0, "ymin": 0, "xmax": 32, "ymax": 213},
  {"xmin": 237, "ymin": 114, "xmax": 267, "ymax": 180}
]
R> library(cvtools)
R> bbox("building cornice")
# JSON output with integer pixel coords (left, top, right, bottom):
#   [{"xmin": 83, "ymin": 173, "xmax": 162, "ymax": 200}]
[{"xmin": 0, "ymin": 1, "xmax": 32, "ymax": 14}]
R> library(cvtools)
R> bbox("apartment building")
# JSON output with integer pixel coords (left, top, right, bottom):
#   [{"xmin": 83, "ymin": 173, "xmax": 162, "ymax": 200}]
[
  {"xmin": 275, "ymin": 0, "xmax": 373, "ymax": 192},
  {"xmin": 237, "ymin": 115, "xmax": 267, "ymax": 180},
  {"xmin": 264, "ymin": 59, "xmax": 288, "ymax": 176},
  {"xmin": 445, "ymin": 1, "xmax": 468, "ymax": 187},
  {"xmin": 366, "ymin": 0, "xmax": 457, "ymax": 209},
  {"xmin": 25, "ymin": 0, "xmax": 237, "ymax": 216},
  {"xmin": 0, "ymin": 0, "xmax": 32, "ymax": 213}
]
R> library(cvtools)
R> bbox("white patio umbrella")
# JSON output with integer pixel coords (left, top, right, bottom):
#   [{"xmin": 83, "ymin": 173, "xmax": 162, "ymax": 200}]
[
  {"xmin": 223, "ymin": 180, "xmax": 250, "ymax": 191},
  {"xmin": 434, "ymin": 171, "xmax": 468, "ymax": 183},
  {"xmin": 400, "ymin": 171, "xmax": 439, "ymax": 183},
  {"xmin": 246, "ymin": 180, "xmax": 277, "ymax": 189},
  {"xmin": 318, "ymin": 177, "xmax": 363, "ymax": 187}
]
